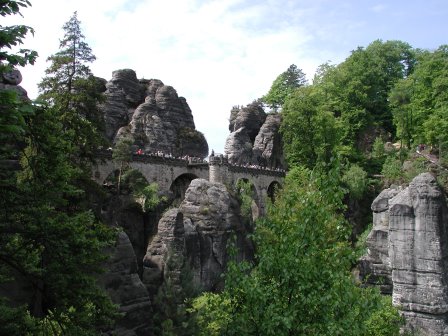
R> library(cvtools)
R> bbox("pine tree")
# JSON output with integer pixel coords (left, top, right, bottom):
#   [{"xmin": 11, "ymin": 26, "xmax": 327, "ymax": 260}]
[
  {"xmin": 38, "ymin": 11, "xmax": 106, "ymax": 164},
  {"xmin": 1, "ymin": 4, "xmax": 118, "ymax": 334}
]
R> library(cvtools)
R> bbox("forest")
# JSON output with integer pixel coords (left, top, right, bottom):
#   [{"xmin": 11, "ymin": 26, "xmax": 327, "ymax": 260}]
[{"xmin": 1, "ymin": 1, "xmax": 448, "ymax": 335}]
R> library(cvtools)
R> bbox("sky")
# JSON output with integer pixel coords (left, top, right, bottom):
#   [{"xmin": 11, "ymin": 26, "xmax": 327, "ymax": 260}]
[{"xmin": 5, "ymin": 0, "xmax": 448, "ymax": 154}]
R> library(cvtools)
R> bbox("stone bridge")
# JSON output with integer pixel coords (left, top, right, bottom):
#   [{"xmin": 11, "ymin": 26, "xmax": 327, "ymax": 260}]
[{"xmin": 93, "ymin": 152, "xmax": 285, "ymax": 215}]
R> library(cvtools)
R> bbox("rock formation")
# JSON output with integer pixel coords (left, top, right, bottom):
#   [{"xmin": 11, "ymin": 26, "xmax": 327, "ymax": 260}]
[
  {"xmin": 359, "ymin": 186, "xmax": 402, "ymax": 294},
  {"xmin": 142, "ymin": 178, "xmax": 253, "ymax": 298},
  {"xmin": 0, "ymin": 68, "xmax": 28, "ymax": 100},
  {"xmin": 360, "ymin": 173, "xmax": 448, "ymax": 335},
  {"xmin": 252, "ymin": 113, "xmax": 285, "ymax": 168},
  {"xmin": 101, "ymin": 69, "xmax": 208, "ymax": 158},
  {"xmin": 224, "ymin": 127, "xmax": 253, "ymax": 165},
  {"xmin": 224, "ymin": 100, "xmax": 285, "ymax": 169},
  {"xmin": 389, "ymin": 173, "xmax": 448, "ymax": 335},
  {"xmin": 101, "ymin": 232, "xmax": 152, "ymax": 336}
]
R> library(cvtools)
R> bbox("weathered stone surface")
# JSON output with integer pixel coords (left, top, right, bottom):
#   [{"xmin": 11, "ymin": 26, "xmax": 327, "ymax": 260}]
[
  {"xmin": 225, "ymin": 101, "xmax": 286, "ymax": 169},
  {"xmin": 359, "ymin": 173, "xmax": 448, "ymax": 335},
  {"xmin": 388, "ymin": 173, "xmax": 448, "ymax": 335},
  {"xmin": 2, "ymin": 68, "xmax": 22, "ymax": 85},
  {"xmin": 0, "ymin": 68, "xmax": 28, "ymax": 101},
  {"xmin": 101, "ymin": 231, "xmax": 152, "ymax": 336},
  {"xmin": 142, "ymin": 178, "xmax": 253, "ymax": 297},
  {"xmin": 102, "ymin": 71, "xmax": 208, "ymax": 158},
  {"xmin": 252, "ymin": 113, "xmax": 285, "ymax": 169},
  {"xmin": 102, "ymin": 69, "xmax": 144, "ymax": 140},
  {"xmin": 224, "ymin": 127, "xmax": 253, "ymax": 165},
  {"xmin": 359, "ymin": 186, "xmax": 401, "ymax": 294},
  {"xmin": 232, "ymin": 101, "xmax": 266, "ymax": 142}
]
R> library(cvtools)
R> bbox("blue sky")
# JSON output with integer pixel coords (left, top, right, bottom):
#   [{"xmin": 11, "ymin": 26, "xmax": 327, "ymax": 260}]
[{"xmin": 5, "ymin": 0, "xmax": 448, "ymax": 154}]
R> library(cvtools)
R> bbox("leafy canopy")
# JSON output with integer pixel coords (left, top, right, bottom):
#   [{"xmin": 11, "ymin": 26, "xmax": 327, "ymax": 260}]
[
  {"xmin": 263, "ymin": 64, "xmax": 307, "ymax": 111},
  {"xmin": 193, "ymin": 166, "xmax": 401, "ymax": 335},
  {"xmin": 1, "ymin": 5, "xmax": 118, "ymax": 334}
]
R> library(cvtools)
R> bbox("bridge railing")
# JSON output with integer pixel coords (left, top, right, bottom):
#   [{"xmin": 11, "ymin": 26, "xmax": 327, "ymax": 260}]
[
  {"xmin": 96, "ymin": 150, "xmax": 286, "ymax": 177},
  {"xmin": 228, "ymin": 164, "xmax": 286, "ymax": 177}
]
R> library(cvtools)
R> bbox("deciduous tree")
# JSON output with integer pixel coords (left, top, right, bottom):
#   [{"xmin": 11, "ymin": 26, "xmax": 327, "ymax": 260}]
[{"xmin": 193, "ymin": 167, "xmax": 401, "ymax": 335}]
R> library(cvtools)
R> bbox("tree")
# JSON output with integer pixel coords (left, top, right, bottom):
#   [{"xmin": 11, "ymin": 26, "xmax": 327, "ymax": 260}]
[
  {"xmin": 389, "ymin": 79, "xmax": 414, "ymax": 148},
  {"xmin": 390, "ymin": 45, "xmax": 448, "ymax": 151},
  {"xmin": 112, "ymin": 137, "xmax": 133, "ymax": 194},
  {"xmin": 1, "ymin": 4, "xmax": 118, "ymax": 333},
  {"xmin": 38, "ymin": 11, "xmax": 105, "ymax": 164},
  {"xmin": 263, "ymin": 64, "xmax": 307, "ymax": 111},
  {"xmin": 280, "ymin": 85, "xmax": 339, "ymax": 169},
  {"xmin": 0, "ymin": 0, "xmax": 38, "ymax": 71},
  {"xmin": 192, "ymin": 167, "xmax": 400, "ymax": 335},
  {"xmin": 313, "ymin": 40, "xmax": 415, "ymax": 158},
  {"xmin": 1, "ymin": 104, "xmax": 117, "ymax": 334}
]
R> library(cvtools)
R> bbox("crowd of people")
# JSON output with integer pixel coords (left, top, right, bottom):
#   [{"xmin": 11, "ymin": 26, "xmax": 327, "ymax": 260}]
[
  {"xmin": 134, "ymin": 149, "xmax": 208, "ymax": 164},
  {"xmin": 103, "ymin": 147, "xmax": 286, "ymax": 172},
  {"xmin": 209, "ymin": 151, "xmax": 285, "ymax": 172},
  {"xmin": 232, "ymin": 162, "xmax": 286, "ymax": 173}
]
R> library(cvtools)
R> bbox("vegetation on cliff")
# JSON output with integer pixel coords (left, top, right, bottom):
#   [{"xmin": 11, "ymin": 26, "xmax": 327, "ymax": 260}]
[
  {"xmin": 1, "ymin": 1, "xmax": 447, "ymax": 335},
  {"xmin": 0, "ymin": 4, "xmax": 116, "ymax": 334}
]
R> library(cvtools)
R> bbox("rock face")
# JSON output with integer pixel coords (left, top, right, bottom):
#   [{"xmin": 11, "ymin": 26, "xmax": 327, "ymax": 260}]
[
  {"xmin": 224, "ymin": 127, "xmax": 253, "ymax": 165},
  {"xmin": 361, "ymin": 173, "xmax": 448, "ymax": 335},
  {"xmin": 0, "ymin": 68, "xmax": 28, "ymax": 101},
  {"xmin": 142, "ymin": 178, "xmax": 253, "ymax": 297},
  {"xmin": 102, "ymin": 69, "xmax": 208, "ymax": 158},
  {"xmin": 101, "ymin": 232, "xmax": 152, "ymax": 336},
  {"xmin": 224, "ymin": 101, "xmax": 285, "ymax": 168},
  {"xmin": 389, "ymin": 173, "xmax": 448, "ymax": 335},
  {"xmin": 359, "ymin": 186, "xmax": 402, "ymax": 294},
  {"xmin": 252, "ymin": 113, "xmax": 285, "ymax": 168}
]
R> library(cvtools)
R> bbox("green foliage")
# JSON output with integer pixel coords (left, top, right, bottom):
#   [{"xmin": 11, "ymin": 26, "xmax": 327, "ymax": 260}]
[
  {"xmin": 121, "ymin": 169, "xmax": 165, "ymax": 210},
  {"xmin": 281, "ymin": 85, "xmax": 340, "ymax": 169},
  {"xmin": 193, "ymin": 167, "xmax": 397, "ymax": 335},
  {"xmin": 190, "ymin": 293, "xmax": 232, "ymax": 336},
  {"xmin": 390, "ymin": 45, "xmax": 448, "ymax": 150},
  {"xmin": 304, "ymin": 40, "xmax": 415, "ymax": 162},
  {"xmin": 372, "ymin": 137, "xmax": 386, "ymax": 159},
  {"xmin": 112, "ymin": 137, "xmax": 133, "ymax": 163},
  {"xmin": 0, "ymin": 301, "xmax": 39, "ymax": 335},
  {"xmin": 1, "ymin": 6, "xmax": 118, "ymax": 333},
  {"xmin": 381, "ymin": 156, "xmax": 404, "ymax": 184},
  {"xmin": 364, "ymin": 296, "xmax": 403, "ymax": 336},
  {"xmin": 342, "ymin": 164, "xmax": 368, "ymax": 200},
  {"xmin": 235, "ymin": 179, "xmax": 255, "ymax": 221},
  {"xmin": 38, "ymin": 11, "xmax": 105, "ymax": 165},
  {"xmin": 403, "ymin": 157, "xmax": 428, "ymax": 182},
  {"xmin": 112, "ymin": 137, "xmax": 133, "ymax": 194},
  {"xmin": 0, "ymin": 0, "xmax": 38, "ymax": 69},
  {"xmin": 263, "ymin": 64, "xmax": 307, "ymax": 111},
  {"xmin": 389, "ymin": 79, "xmax": 414, "ymax": 148},
  {"xmin": 354, "ymin": 223, "xmax": 372, "ymax": 258},
  {"xmin": 0, "ymin": 104, "xmax": 118, "ymax": 333}
]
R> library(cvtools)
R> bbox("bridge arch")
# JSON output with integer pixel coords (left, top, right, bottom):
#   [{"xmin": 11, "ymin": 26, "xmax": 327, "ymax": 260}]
[
  {"xmin": 267, "ymin": 181, "xmax": 282, "ymax": 203},
  {"xmin": 170, "ymin": 173, "xmax": 199, "ymax": 205},
  {"xmin": 235, "ymin": 178, "xmax": 261, "ymax": 221},
  {"xmin": 92, "ymin": 153, "xmax": 285, "ymax": 214}
]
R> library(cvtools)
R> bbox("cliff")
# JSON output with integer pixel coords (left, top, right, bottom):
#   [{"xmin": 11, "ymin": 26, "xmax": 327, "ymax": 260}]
[
  {"xmin": 101, "ymin": 69, "xmax": 208, "ymax": 158},
  {"xmin": 142, "ymin": 178, "xmax": 254, "ymax": 297},
  {"xmin": 360, "ymin": 173, "xmax": 448, "ymax": 335},
  {"xmin": 224, "ymin": 100, "xmax": 285, "ymax": 169}
]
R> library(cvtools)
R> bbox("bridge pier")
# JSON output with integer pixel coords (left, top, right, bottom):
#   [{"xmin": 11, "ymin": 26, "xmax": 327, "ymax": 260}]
[{"xmin": 209, "ymin": 155, "xmax": 229, "ymax": 185}]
